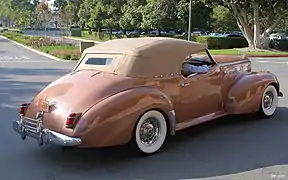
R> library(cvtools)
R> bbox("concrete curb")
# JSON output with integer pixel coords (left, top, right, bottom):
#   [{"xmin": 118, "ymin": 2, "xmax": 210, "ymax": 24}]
[
  {"xmin": 64, "ymin": 36, "xmax": 101, "ymax": 44},
  {"xmin": 0, "ymin": 35, "xmax": 70, "ymax": 62},
  {"xmin": 246, "ymin": 54, "xmax": 288, "ymax": 58}
]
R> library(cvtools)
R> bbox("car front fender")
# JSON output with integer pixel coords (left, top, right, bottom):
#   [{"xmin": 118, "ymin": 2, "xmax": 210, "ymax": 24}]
[
  {"xmin": 225, "ymin": 71, "xmax": 280, "ymax": 114},
  {"xmin": 73, "ymin": 87, "xmax": 175, "ymax": 148}
]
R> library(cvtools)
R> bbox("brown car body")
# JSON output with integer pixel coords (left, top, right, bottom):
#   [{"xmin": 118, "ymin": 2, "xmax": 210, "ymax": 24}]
[{"xmin": 13, "ymin": 37, "xmax": 283, "ymax": 152}]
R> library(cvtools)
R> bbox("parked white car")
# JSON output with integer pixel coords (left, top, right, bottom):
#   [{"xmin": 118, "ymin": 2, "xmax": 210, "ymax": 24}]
[{"xmin": 269, "ymin": 33, "xmax": 287, "ymax": 40}]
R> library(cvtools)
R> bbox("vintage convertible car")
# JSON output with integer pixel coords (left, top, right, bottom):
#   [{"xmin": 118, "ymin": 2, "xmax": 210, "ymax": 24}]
[{"xmin": 12, "ymin": 37, "xmax": 283, "ymax": 154}]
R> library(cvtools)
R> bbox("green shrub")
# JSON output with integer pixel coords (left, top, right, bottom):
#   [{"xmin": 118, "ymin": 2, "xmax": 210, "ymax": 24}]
[
  {"xmin": 1, "ymin": 32, "xmax": 30, "ymax": 44},
  {"xmin": 196, "ymin": 36, "xmax": 248, "ymax": 49},
  {"xmin": 269, "ymin": 39, "xmax": 288, "ymax": 51},
  {"xmin": 81, "ymin": 31, "xmax": 188, "ymax": 41},
  {"xmin": 81, "ymin": 31, "xmax": 119, "ymax": 41},
  {"xmin": 80, "ymin": 31, "xmax": 248, "ymax": 49},
  {"xmin": 50, "ymin": 49, "xmax": 81, "ymax": 60},
  {"xmin": 71, "ymin": 54, "xmax": 80, "ymax": 60}
]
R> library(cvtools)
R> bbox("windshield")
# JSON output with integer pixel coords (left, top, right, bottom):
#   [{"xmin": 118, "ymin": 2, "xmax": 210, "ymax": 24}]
[{"xmin": 184, "ymin": 49, "xmax": 215, "ymax": 64}]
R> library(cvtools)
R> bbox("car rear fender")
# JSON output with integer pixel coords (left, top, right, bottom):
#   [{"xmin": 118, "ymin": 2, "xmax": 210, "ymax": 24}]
[
  {"xmin": 225, "ymin": 71, "xmax": 280, "ymax": 114},
  {"xmin": 73, "ymin": 86, "xmax": 175, "ymax": 148}
]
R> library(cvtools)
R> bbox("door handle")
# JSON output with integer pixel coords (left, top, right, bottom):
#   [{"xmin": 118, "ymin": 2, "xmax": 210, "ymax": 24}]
[{"xmin": 180, "ymin": 82, "xmax": 190, "ymax": 87}]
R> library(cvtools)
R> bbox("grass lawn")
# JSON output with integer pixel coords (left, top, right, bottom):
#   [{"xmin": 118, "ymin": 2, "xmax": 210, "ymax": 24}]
[
  {"xmin": 0, "ymin": 32, "xmax": 81, "ymax": 60},
  {"xmin": 209, "ymin": 49, "xmax": 288, "ymax": 56},
  {"xmin": 38, "ymin": 45, "xmax": 79, "ymax": 54},
  {"xmin": 38, "ymin": 45, "xmax": 80, "ymax": 60}
]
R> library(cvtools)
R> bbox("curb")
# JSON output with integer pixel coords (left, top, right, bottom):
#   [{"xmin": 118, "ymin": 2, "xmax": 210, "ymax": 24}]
[
  {"xmin": 246, "ymin": 54, "xmax": 288, "ymax": 58},
  {"xmin": 0, "ymin": 35, "xmax": 70, "ymax": 62},
  {"xmin": 64, "ymin": 36, "xmax": 101, "ymax": 44}
]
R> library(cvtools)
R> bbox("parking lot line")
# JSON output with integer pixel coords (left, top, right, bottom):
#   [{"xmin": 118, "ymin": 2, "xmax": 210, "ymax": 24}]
[{"xmin": 257, "ymin": 60, "xmax": 288, "ymax": 64}]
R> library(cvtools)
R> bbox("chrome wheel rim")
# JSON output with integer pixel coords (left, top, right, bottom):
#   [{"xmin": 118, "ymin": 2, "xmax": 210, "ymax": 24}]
[
  {"xmin": 139, "ymin": 117, "xmax": 160, "ymax": 146},
  {"xmin": 263, "ymin": 91, "xmax": 274, "ymax": 109}
]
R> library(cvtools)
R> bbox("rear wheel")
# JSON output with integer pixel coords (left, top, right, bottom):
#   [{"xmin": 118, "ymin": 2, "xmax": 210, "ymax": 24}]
[
  {"xmin": 258, "ymin": 85, "xmax": 278, "ymax": 117},
  {"xmin": 133, "ymin": 110, "xmax": 167, "ymax": 155}
]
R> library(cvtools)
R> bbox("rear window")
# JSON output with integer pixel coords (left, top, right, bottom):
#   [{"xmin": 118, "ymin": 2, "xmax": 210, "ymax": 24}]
[{"xmin": 85, "ymin": 58, "xmax": 113, "ymax": 65}]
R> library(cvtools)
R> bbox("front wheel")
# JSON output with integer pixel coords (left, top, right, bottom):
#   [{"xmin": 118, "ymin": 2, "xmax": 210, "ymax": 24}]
[
  {"xmin": 258, "ymin": 85, "xmax": 278, "ymax": 117},
  {"xmin": 134, "ymin": 110, "xmax": 167, "ymax": 155}
]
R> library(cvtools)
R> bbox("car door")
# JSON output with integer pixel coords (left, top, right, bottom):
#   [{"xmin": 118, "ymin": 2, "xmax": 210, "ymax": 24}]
[{"xmin": 176, "ymin": 65, "xmax": 224, "ymax": 123}]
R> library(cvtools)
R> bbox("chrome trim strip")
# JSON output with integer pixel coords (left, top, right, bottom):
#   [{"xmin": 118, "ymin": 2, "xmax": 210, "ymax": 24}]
[
  {"xmin": 12, "ymin": 120, "xmax": 82, "ymax": 147},
  {"xmin": 219, "ymin": 59, "xmax": 250, "ymax": 67},
  {"xmin": 168, "ymin": 110, "xmax": 176, "ymax": 135}
]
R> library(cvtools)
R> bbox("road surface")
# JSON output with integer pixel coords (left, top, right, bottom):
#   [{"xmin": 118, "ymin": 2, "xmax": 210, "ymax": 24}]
[{"xmin": 0, "ymin": 36, "xmax": 288, "ymax": 180}]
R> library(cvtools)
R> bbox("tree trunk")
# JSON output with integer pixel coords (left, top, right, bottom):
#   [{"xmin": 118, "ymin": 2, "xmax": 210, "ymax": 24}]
[
  {"xmin": 252, "ymin": 2, "xmax": 261, "ymax": 49},
  {"xmin": 229, "ymin": 2, "xmax": 254, "ymax": 48},
  {"xmin": 261, "ymin": 37, "xmax": 271, "ymax": 49},
  {"xmin": 260, "ymin": 15, "xmax": 282, "ymax": 49},
  {"xmin": 236, "ymin": 19, "xmax": 254, "ymax": 48},
  {"xmin": 227, "ymin": 1, "xmax": 284, "ymax": 50}
]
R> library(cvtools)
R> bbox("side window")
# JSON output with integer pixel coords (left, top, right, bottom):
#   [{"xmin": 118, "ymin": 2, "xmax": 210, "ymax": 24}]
[
  {"xmin": 85, "ymin": 58, "xmax": 113, "ymax": 65},
  {"xmin": 181, "ymin": 50, "xmax": 215, "ymax": 77}
]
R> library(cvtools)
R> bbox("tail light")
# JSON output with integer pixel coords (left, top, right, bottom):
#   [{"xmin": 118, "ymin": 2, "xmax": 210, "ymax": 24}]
[
  {"xmin": 65, "ymin": 113, "xmax": 82, "ymax": 128},
  {"xmin": 19, "ymin": 103, "xmax": 30, "ymax": 116}
]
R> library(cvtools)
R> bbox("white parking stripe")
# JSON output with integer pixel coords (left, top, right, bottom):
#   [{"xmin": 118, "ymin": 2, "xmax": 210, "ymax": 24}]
[
  {"xmin": 0, "ymin": 55, "xmax": 31, "ymax": 60},
  {"xmin": 257, "ymin": 60, "xmax": 288, "ymax": 64},
  {"xmin": 0, "ymin": 60, "xmax": 52, "ymax": 63}
]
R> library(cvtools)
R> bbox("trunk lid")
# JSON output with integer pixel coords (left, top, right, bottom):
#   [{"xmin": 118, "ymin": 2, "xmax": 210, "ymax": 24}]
[
  {"xmin": 212, "ymin": 55, "xmax": 249, "ymax": 64},
  {"xmin": 25, "ymin": 70, "xmax": 136, "ymax": 132}
]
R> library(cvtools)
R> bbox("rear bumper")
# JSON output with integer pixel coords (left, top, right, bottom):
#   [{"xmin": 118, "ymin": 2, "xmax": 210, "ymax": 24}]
[{"xmin": 12, "ymin": 116, "xmax": 82, "ymax": 147}]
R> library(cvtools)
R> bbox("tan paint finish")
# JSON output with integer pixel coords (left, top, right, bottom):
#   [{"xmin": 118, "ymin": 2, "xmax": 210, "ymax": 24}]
[
  {"xmin": 22, "ymin": 37, "xmax": 281, "ymax": 148},
  {"xmin": 73, "ymin": 37, "xmax": 207, "ymax": 78}
]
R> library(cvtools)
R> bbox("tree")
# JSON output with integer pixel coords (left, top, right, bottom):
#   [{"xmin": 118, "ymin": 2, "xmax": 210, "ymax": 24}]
[
  {"xmin": 53, "ymin": 0, "xmax": 68, "ymax": 11},
  {"xmin": 66, "ymin": 0, "xmax": 84, "ymax": 25},
  {"xmin": 119, "ymin": 0, "xmax": 146, "ymax": 30},
  {"xmin": 223, "ymin": 0, "xmax": 288, "ymax": 49},
  {"xmin": 0, "ymin": 0, "xmax": 36, "ymax": 28},
  {"xmin": 87, "ymin": 0, "xmax": 105, "ymax": 30},
  {"xmin": 101, "ymin": 0, "xmax": 127, "ymax": 30},
  {"xmin": 78, "ymin": 0, "xmax": 93, "ymax": 28},
  {"xmin": 141, "ymin": 0, "xmax": 179, "ymax": 31},
  {"xmin": 35, "ymin": 0, "xmax": 52, "ymax": 30},
  {"xmin": 176, "ymin": 0, "xmax": 213, "ymax": 32},
  {"xmin": 211, "ymin": 5, "xmax": 238, "ymax": 32}
]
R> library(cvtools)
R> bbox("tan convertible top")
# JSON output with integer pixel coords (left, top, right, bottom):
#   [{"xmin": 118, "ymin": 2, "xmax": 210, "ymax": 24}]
[{"xmin": 74, "ymin": 37, "xmax": 207, "ymax": 78}]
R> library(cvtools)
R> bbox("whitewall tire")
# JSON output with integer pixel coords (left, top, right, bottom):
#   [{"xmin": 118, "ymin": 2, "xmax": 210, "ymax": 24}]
[
  {"xmin": 258, "ymin": 85, "xmax": 278, "ymax": 117},
  {"xmin": 134, "ymin": 110, "xmax": 167, "ymax": 154}
]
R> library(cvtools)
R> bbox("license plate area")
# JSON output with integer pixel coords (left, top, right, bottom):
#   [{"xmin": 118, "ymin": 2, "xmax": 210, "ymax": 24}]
[{"xmin": 37, "ymin": 99, "xmax": 50, "ymax": 113}]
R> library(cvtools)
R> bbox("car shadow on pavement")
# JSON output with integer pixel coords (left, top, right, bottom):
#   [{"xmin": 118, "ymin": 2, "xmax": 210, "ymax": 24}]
[{"xmin": 29, "ymin": 106, "xmax": 288, "ymax": 180}]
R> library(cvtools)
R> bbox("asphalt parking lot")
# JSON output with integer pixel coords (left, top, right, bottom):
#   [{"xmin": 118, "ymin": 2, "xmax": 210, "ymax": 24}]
[{"xmin": 0, "ymin": 36, "xmax": 288, "ymax": 180}]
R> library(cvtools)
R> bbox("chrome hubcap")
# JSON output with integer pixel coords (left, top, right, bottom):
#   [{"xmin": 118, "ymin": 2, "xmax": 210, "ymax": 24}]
[
  {"xmin": 263, "ymin": 91, "xmax": 274, "ymax": 109},
  {"xmin": 139, "ymin": 118, "xmax": 160, "ymax": 146}
]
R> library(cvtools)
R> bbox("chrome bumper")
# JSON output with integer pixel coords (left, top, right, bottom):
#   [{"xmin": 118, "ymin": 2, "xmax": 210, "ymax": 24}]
[{"xmin": 12, "ymin": 117, "xmax": 82, "ymax": 147}]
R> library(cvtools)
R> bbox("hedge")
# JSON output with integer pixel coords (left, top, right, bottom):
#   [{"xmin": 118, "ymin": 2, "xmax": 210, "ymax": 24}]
[
  {"xmin": 269, "ymin": 39, "xmax": 288, "ymax": 51},
  {"xmin": 195, "ymin": 36, "xmax": 248, "ymax": 49},
  {"xmin": 81, "ymin": 31, "xmax": 248, "ymax": 49}
]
